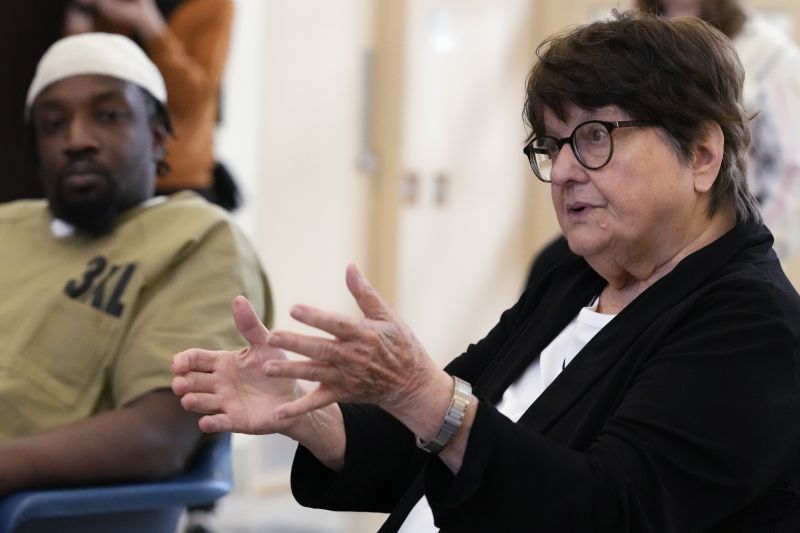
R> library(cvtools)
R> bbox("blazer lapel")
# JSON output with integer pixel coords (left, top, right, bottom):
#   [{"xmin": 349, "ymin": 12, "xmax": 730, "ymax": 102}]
[
  {"xmin": 517, "ymin": 223, "xmax": 753, "ymax": 433},
  {"xmin": 474, "ymin": 261, "xmax": 605, "ymax": 404}
]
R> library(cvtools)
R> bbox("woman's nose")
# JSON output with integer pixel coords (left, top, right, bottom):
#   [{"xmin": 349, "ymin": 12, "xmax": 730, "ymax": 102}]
[{"xmin": 548, "ymin": 142, "xmax": 587, "ymax": 186}]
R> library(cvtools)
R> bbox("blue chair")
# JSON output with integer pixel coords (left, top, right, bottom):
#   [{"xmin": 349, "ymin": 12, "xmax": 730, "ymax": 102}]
[{"xmin": 0, "ymin": 433, "xmax": 232, "ymax": 533}]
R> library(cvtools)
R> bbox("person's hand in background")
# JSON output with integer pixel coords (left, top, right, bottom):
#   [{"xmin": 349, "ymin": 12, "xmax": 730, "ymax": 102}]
[{"xmin": 64, "ymin": 0, "xmax": 167, "ymax": 42}]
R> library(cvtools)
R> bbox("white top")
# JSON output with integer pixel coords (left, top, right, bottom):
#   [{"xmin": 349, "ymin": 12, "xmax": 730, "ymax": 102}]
[{"xmin": 399, "ymin": 300, "xmax": 616, "ymax": 532}]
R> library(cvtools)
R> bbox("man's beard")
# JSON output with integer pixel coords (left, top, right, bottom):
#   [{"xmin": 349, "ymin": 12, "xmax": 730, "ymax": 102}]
[
  {"xmin": 53, "ymin": 196, "xmax": 120, "ymax": 237},
  {"xmin": 50, "ymin": 178, "xmax": 120, "ymax": 237}
]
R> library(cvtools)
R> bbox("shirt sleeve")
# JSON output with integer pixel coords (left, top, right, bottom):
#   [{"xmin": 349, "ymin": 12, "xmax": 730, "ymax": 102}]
[{"xmin": 110, "ymin": 217, "xmax": 270, "ymax": 407}]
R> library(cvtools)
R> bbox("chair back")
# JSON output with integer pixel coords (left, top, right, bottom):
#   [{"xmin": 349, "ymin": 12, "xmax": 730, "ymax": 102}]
[{"xmin": 0, "ymin": 433, "xmax": 232, "ymax": 533}]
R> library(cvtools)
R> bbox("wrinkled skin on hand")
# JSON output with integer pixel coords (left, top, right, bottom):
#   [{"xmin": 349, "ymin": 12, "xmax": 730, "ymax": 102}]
[
  {"xmin": 263, "ymin": 264, "xmax": 440, "ymax": 422},
  {"xmin": 173, "ymin": 265, "xmax": 444, "ymax": 436},
  {"xmin": 172, "ymin": 296, "xmax": 303, "ymax": 435}
]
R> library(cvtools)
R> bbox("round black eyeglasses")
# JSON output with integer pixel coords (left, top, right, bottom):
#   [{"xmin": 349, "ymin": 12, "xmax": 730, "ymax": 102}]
[{"xmin": 523, "ymin": 120, "xmax": 655, "ymax": 183}]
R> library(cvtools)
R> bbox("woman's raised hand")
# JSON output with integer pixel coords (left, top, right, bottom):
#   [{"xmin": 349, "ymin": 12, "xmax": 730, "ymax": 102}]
[
  {"xmin": 173, "ymin": 264, "xmax": 450, "ymax": 446},
  {"xmin": 264, "ymin": 264, "xmax": 444, "ymax": 424},
  {"xmin": 171, "ymin": 296, "xmax": 303, "ymax": 435}
]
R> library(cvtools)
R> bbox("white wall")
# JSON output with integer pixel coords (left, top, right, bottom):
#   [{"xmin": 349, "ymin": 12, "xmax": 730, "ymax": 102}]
[
  {"xmin": 215, "ymin": 1, "xmax": 383, "ymax": 531},
  {"xmin": 395, "ymin": 0, "xmax": 536, "ymax": 365},
  {"xmin": 218, "ymin": 0, "xmax": 372, "ymax": 326}
]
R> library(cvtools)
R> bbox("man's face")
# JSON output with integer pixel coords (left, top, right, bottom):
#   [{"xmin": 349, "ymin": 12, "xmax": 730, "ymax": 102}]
[{"xmin": 31, "ymin": 74, "xmax": 165, "ymax": 236}]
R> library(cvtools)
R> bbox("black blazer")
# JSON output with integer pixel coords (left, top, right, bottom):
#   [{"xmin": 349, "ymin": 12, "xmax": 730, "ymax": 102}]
[{"xmin": 292, "ymin": 222, "xmax": 800, "ymax": 533}]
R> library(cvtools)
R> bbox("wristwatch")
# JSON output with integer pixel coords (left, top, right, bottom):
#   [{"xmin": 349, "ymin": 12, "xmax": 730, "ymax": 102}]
[{"xmin": 416, "ymin": 376, "xmax": 472, "ymax": 454}]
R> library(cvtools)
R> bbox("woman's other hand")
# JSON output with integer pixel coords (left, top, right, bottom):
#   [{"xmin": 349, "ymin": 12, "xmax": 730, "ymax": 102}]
[{"xmin": 265, "ymin": 264, "xmax": 453, "ymax": 438}]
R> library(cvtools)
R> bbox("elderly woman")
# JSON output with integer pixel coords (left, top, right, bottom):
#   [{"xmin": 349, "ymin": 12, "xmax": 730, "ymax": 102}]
[{"xmin": 172, "ymin": 11, "xmax": 800, "ymax": 532}]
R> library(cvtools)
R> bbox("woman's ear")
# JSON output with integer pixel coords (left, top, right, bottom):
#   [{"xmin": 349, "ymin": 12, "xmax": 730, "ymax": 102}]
[{"xmin": 692, "ymin": 121, "xmax": 724, "ymax": 194}]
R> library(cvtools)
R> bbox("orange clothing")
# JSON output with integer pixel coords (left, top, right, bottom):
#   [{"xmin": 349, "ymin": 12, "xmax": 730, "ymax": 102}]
[{"xmin": 146, "ymin": 0, "xmax": 234, "ymax": 191}]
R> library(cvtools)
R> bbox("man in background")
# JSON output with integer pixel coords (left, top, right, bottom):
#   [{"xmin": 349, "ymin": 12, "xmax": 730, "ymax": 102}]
[
  {"xmin": 0, "ymin": 32, "xmax": 271, "ymax": 499},
  {"xmin": 64, "ymin": 0, "xmax": 240, "ymax": 210}
]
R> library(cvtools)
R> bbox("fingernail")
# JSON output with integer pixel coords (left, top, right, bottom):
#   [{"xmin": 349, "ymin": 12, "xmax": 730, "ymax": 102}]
[{"xmin": 289, "ymin": 306, "xmax": 303, "ymax": 319}]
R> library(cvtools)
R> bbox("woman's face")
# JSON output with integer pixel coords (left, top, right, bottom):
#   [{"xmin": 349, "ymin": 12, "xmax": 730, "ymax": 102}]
[{"xmin": 547, "ymin": 103, "xmax": 703, "ymax": 277}]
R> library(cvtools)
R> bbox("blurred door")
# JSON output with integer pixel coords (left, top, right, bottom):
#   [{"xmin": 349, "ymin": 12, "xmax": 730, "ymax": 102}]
[
  {"xmin": 389, "ymin": 0, "xmax": 537, "ymax": 364},
  {"xmin": 219, "ymin": 1, "xmax": 383, "ymax": 531}
]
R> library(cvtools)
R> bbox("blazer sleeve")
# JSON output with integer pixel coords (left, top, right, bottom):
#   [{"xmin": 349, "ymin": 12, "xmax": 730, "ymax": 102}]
[{"xmin": 290, "ymin": 289, "xmax": 539, "ymax": 512}]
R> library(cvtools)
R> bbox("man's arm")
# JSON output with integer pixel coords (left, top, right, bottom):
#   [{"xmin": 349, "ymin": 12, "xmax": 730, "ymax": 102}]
[
  {"xmin": 72, "ymin": 0, "xmax": 234, "ymax": 117},
  {"xmin": 0, "ymin": 390, "xmax": 201, "ymax": 497}
]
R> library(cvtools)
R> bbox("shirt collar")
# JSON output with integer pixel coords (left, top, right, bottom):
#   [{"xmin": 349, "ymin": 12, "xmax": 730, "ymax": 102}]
[{"xmin": 49, "ymin": 195, "xmax": 168, "ymax": 238}]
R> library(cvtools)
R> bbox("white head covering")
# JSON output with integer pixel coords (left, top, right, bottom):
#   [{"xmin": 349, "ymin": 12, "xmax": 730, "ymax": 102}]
[{"xmin": 26, "ymin": 32, "xmax": 167, "ymax": 111}]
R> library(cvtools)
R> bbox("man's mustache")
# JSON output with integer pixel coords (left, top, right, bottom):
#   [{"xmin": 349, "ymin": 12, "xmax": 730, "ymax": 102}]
[{"xmin": 58, "ymin": 158, "xmax": 112, "ymax": 182}]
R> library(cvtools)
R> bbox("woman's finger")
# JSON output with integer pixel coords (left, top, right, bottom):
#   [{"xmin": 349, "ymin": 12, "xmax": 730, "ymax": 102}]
[
  {"xmin": 274, "ymin": 386, "xmax": 337, "ymax": 420},
  {"xmin": 180, "ymin": 391, "xmax": 223, "ymax": 415},
  {"xmin": 263, "ymin": 359, "xmax": 338, "ymax": 383},
  {"xmin": 232, "ymin": 295, "xmax": 270, "ymax": 348},
  {"xmin": 172, "ymin": 348, "xmax": 222, "ymax": 374},
  {"xmin": 345, "ymin": 263, "xmax": 395, "ymax": 321},
  {"xmin": 198, "ymin": 413, "xmax": 233, "ymax": 434},
  {"xmin": 174, "ymin": 370, "xmax": 222, "ymax": 395},
  {"xmin": 288, "ymin": 304, "xmax": 361, "ymax": 339},
  {"xmin": 171, "ymin": 375, "xmax": 192, "ymax": 396},
  {"xmin": 268, "ymin": 330, "xmax": 340, "ymax": 362}
]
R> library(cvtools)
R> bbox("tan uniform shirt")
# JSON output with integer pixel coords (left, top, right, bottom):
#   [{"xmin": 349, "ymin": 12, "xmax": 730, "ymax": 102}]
[{"xmin": 0, "ymin": 191, "xmax": 271, "ymax": 438}]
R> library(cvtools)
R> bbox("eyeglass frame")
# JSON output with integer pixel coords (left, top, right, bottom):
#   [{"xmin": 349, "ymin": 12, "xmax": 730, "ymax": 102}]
[{"xmin": 523, "ymin": 119, "xmax": 656, "ymax": 183}]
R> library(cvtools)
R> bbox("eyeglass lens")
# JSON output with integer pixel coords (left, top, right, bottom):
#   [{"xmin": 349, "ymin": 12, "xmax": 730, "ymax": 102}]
[{"xmin": 530, "ymin": 121, "xmax": 612, "ymax": 182}]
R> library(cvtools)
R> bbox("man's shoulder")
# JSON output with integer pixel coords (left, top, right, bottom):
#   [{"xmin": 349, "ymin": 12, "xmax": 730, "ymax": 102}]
[
  {"xmin": 137, "ymin": 191, "xmax": 233, "ymax": 229},
  {"xmin": 118, "ymin": 192, "xmax": 250, "ymax": 259},
  {"xmin": 0, "ymin": 199, "xmax": 49, "ymax": 227}
]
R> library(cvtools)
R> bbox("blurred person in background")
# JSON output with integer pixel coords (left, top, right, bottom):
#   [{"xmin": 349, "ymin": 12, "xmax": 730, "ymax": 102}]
[
  {"xmin": 637, "ymin": 0, "xmax": 800, "ymax": 261},
  {"xmin": 64, "ymin": 0, "xmax": 240, "ymax": 210}
]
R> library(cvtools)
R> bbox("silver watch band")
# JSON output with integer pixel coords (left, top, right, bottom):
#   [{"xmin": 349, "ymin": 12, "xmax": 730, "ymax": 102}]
[{"xmin": 416, "ymin": 376, "xmax": 472, "ymax": 454}]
